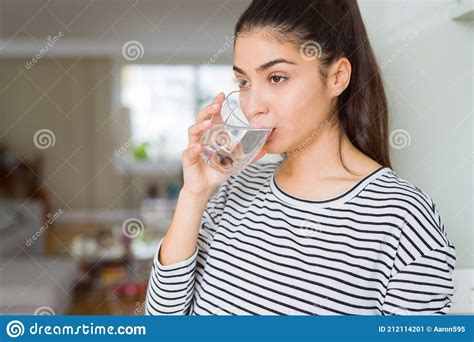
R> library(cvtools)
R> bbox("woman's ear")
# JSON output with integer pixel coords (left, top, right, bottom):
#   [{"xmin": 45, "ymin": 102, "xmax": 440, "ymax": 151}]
[{"xmin": 328, "ymin": 57, "xmax": 351, "ymax": 97}]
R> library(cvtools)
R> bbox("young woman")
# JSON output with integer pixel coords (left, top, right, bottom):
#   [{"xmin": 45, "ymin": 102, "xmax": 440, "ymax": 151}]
[{"xmin": 146, "ymin": 0, "xmax": 456, "ymax": 315}]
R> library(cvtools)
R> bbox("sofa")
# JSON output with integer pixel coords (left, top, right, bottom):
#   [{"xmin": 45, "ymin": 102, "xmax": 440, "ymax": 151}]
[{"xmin": 0, "ymin": 199, "xmax": 79, "ymax": 315}]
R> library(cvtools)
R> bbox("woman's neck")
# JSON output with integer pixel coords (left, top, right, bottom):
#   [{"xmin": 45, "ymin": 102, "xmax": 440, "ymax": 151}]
[{"xmin": 281, "ymin": 119, "xmax": 382, "ymax": 184}]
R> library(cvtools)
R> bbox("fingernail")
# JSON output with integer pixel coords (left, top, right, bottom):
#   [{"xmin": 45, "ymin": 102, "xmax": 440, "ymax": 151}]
[{"xmin": 212, "ymin": 103, "xmax": 220, "ymax": 109}]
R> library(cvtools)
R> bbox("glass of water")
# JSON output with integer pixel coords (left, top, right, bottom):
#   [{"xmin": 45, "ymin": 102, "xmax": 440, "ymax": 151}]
[{"xmin": 199, "ymin": 90, "xmax": 272, "ymax": 175}]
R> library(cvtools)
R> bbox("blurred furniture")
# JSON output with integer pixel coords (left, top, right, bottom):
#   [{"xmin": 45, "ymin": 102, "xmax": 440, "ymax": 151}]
[
  {"xmin": 70, "ymin": 226, "xmax": 129, "ymax": 289},
  {"xmin": 50, "ymin": 207, "xmax": 163, "ymax": 315},
  {"xmin": 0, "ymin": 199, "xmax": 79, "ymax": 315},
  {"xmin": 0, "ymin": 146, "xmax": 51, "ymax": 219}
]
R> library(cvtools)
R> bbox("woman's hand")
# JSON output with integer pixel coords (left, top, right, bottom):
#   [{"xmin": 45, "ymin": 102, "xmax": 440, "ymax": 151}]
[
  {"xmin": 181, "ymin": 92, "xmax": 267, "ymax": 200},
  {"xmin": 158, "ymin": 92, "xmax": 267, "ymax": 267},
  {"xmin": 181, "ymin": 92, "xmax": 228, "ymax": 199}
]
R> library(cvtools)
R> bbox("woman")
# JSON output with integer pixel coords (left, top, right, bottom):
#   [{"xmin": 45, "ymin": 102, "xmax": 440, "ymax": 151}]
[{"xmin": 146, "ymin": 0, "xmax": 456, "ymax": 315}]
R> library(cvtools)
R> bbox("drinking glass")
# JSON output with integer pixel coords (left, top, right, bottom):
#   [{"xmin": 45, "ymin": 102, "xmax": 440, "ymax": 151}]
[{"xmin": 199, "ymin": 90, "xmax": 271, "ymax": 175}]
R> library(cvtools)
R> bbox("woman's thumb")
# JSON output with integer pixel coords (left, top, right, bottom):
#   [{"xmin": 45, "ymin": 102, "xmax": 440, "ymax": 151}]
[{"xmin": 182, "ymin": 143, "xmax": 203, "ymax": 168}]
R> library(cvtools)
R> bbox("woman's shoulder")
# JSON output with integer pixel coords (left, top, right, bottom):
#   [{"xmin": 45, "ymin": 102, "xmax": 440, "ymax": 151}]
[
  {"xmin": 372, "ymin": 168, "xmax": 454, "ymax": 254},
  {"xmin": 374, "ymin": 168, "xmax": 438, "ymax": 212}
]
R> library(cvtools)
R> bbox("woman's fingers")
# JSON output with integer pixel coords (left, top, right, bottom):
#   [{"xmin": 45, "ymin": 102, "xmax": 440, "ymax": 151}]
[
  {"xmin": 182, "ymin": 143, "xmax": 203, "ymax": 168},
  {"xmin": 196, "ymin": 92, "xmax": 225, "ymax": 122},
  {"xmin": 212, "ymin": 92, "xmax": 225, "ymax": 105},
  {"xmin": 196, "ymin": 102, "xmax": 221, "ymax": 122},
  {"xmin": 188, "ymin": 92, "xmax": 226, "ymax": 147},
  {"xmin": 188, "ymin": 119, "xmax": 213, "ymax": 147}
]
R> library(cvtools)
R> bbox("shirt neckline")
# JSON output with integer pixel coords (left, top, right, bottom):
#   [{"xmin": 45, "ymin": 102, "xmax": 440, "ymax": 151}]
[{"xmin": 269, "ymin": 160, "xmax": 391, "ymax": 209}]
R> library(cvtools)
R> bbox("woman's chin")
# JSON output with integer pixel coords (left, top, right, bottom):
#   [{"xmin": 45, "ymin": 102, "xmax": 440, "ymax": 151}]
[{"xmin": 263, "ymin": 140, "xmax": 285, "ymax": 155}]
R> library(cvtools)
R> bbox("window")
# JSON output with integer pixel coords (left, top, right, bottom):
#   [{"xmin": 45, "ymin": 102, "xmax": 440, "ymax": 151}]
[{"xmin": 121, "ymin": 64, "xmax": 237, "ymax": 166}]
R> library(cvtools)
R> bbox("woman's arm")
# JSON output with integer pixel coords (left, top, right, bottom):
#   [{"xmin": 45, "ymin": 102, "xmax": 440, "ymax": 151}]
[
  {"xmin": 381, "ymin": 245, "xmax": 456, "ymax": 315},
  {"xmin": 145, "ymin": 179, "xmax": 231, "ymax": 315},
  {"xmin": 381, "ymin": 199, "xmax": 456, "ymax": 315},
  {"xmin": 159, "ymin": 189, "xmax": 208, "ymax": 266},
  {"xmin": 144, "ymin": 189, "xmax": 207, "ymax": 316},
  {"xmin": 144, "ymin": 92, "xmax": 229, "ymax": 315}
]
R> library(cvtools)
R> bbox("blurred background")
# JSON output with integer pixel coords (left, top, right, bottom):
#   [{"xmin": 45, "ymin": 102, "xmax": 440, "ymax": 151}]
[{"xmin": 0, "ymin": 0, "xmax": 472, "ymax": 315}]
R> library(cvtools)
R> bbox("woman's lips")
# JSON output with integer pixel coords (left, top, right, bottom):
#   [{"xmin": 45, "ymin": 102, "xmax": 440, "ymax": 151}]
[{"xmin": 267, "ymin": 128, "xmax": 276, "ymax": 140}]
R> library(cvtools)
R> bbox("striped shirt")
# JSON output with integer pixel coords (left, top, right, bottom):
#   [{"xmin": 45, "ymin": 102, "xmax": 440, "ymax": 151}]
[{"xmin": 145, "ymin": 160, "xmax": 456, "ymax": 315}]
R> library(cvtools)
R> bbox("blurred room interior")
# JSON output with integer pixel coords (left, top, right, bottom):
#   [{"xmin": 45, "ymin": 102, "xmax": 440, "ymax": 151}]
[{"xmin": 0, "ymin": 0, "xmax": 472, "ymax": 315}]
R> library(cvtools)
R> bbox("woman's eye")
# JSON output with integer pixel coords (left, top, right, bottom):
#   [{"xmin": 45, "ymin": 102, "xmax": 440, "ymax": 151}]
[
  {"xmin": 233, "ymin": 77, "xmax": 248, "ymax": 88},
  {"xmin": 269, "ymin": 75, "xmax": 287, "ymax": 84}
]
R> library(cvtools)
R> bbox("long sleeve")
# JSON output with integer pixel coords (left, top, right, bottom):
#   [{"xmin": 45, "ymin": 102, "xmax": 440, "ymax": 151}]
[
  {"xmin": 381, "ymin": 197, "xmax": 456, "ymax": 315},
  {"xmin": 145, "ymin": 237, "xmax": 199, "ymax": 315},
  {"xmin": 381, "ymin": 245, "xmax": 456, "ymax": 315},
  {"xmin": 145, "ymin": 177, "xmax": 232, "ymax": 315}
]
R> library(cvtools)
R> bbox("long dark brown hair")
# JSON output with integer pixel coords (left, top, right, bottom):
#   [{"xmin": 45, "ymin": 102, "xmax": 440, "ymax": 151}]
[{"xmin": 234, "ymin": 0, "xmax": 392, "ymax": 171}]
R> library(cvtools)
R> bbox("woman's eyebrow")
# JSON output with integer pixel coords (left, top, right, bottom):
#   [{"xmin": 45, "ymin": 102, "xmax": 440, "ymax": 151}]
[{"xmin": 233, "ymin": 58, "xmax": 296, "ymax": 75}]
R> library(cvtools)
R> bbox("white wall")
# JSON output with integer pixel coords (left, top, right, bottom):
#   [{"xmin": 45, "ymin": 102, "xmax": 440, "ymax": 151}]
[{"xmin": 359, "ymin": 0, "xmax": 472, "ymax": 268}]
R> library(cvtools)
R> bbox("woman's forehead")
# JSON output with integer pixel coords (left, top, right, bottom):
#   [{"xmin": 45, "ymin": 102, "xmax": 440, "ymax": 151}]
[{"xmin": 234, "ymin": 33, "xmax": 301, "ymax": 68}]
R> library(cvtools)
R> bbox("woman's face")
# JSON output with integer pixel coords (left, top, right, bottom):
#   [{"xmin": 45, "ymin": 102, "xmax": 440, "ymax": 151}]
[{"xmin": 233, "ymin": 30, "xmax": 336, "ymax": 154}]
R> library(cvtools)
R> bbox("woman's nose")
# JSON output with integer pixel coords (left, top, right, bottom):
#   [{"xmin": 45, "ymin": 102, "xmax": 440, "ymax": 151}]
[{"xmin": 242, "ymin": 91, "xmax": 269, "ymax": 122}]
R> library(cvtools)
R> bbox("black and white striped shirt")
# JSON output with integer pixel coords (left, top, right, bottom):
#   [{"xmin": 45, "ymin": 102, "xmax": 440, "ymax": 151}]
[{"xmin": 145, "ymin": 160, "xmax": 456, "ymax": 315}]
